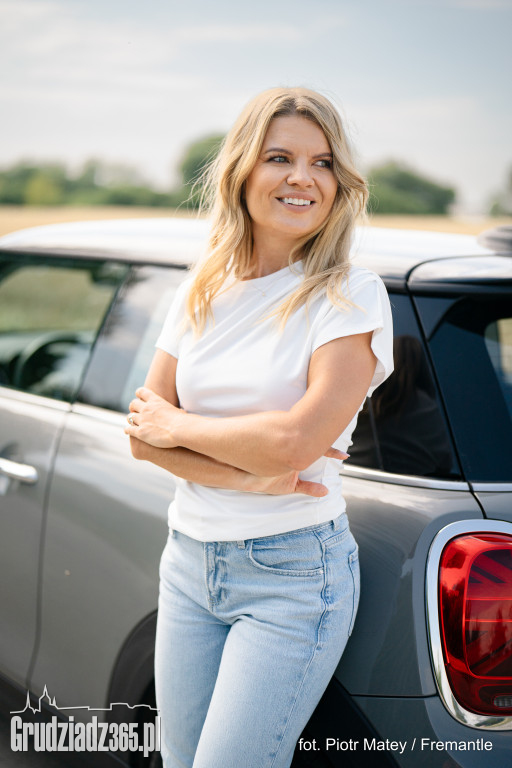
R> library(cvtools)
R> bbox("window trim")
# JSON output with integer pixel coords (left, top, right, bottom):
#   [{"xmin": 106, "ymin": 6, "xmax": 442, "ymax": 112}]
[{"xmin": 341, "ymin": 464, "xmax": 469, "ymax": 492}]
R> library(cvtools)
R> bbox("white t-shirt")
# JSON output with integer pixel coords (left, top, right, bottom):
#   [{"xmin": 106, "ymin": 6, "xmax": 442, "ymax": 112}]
[{"xmin": 156, "ymin": 262, "xmax": 393, "ymax": 542}]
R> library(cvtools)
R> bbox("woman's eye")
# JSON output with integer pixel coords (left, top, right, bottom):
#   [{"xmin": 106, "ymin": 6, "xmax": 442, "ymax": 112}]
[
  {"xmin": 315, "ymin": 159, "xmax": 332, "ymax": 169},
  {"xmin": 268, "ymin": 155, "xmax": 288, "ymax": 163}
]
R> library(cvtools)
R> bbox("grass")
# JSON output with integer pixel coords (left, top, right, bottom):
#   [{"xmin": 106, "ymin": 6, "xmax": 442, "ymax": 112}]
[{"xmin": 0, "ymin": 205, "xmax": 511, "ymax": 238}]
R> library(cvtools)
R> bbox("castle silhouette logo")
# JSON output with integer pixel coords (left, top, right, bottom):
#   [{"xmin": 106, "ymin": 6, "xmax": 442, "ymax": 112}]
[
  {"xmin": 10, "ymin": 685, "xmax": 160, "ymax": 755},
  {"xmin": 10, "ymin": 684, "xmax": 159, "ymax": 715}
]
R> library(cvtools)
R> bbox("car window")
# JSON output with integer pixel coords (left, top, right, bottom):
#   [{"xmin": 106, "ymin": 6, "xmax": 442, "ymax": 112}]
[
  {"xmin": 0, "ymin": 256, "xmax": 127, "ymax": 402},
  {"xmin": 485, "ymin": 317, "xmax": 512, "ymax": 418},
  {"xmin": 78, "ymin": 265, "xmax": 186, "ymax": 412},
  {"xmin": 348, "ymin": 293, "xmax": 460, "ymax": 479},
  {"xmin": 425, "ymin": 296, "xmax": 512, "ymax": 483}
]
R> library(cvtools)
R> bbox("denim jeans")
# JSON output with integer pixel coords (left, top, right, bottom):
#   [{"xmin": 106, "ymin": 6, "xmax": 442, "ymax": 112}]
[{"xmin": 154, "ymin": 514, "xmax": 360, "ymax": 768}]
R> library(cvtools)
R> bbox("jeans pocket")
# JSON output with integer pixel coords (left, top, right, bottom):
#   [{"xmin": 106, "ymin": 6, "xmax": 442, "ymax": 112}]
[{"xmin": 247, "ymin": 531, "xmax": 325, "ymax": 577}]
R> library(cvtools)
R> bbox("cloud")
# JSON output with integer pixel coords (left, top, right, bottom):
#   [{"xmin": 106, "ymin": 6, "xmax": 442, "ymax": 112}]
[
  {"xmin": 450, "ymin": 0, "xmax": 512, "ymax": 8},
  {"xmin": 0, "ymin": 1, "xmax": 209, "ymax": 115},
  {"xmin": 350, "ymin": 95, "xmax": 511, "ymax": 209},
  {"xmin": 178, "ymin": 24, "xmax": 302, "ymax": 43},
  {"xmin": 0, "ymin": 0, "xmax": 315, "ymax": 108}
]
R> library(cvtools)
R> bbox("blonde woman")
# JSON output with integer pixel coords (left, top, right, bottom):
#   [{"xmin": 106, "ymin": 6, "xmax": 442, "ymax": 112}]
[{"xmin": 126, "ymin": 86, "xmax": 393, "ymax": 768}]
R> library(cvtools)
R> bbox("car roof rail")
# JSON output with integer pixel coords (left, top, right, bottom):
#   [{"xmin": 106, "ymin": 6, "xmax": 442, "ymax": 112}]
[{"xmin": 477, "ymin": 225, "xmax": 512, "ymax": 253}]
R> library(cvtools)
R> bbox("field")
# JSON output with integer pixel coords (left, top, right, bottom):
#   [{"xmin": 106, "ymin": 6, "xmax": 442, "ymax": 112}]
[{"xmin": 0, "ymin": 205, "xmax": 511, "ymax": 238}]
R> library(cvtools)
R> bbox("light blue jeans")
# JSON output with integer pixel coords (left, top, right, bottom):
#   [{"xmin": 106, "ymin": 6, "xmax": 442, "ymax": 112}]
[{"xmin": 154, "ymin": 514, "xmax": 360, "ymax": 768}]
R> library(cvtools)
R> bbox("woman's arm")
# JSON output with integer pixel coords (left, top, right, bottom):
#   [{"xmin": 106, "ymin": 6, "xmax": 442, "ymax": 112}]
[
  {"xmin": 126, "ymin": 332, "xmax": 376, "ymax": 476},
  {"xmin": 129, "ymin": 349, "xmax": 342, "ymax": 496},
  {"xmin": 130, "ymin": 439, "xmax": 339, "ymax": 497}
]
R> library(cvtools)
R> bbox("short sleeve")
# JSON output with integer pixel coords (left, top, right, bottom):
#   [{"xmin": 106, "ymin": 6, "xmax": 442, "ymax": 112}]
[
  {"xmin": 155, "ymin": 277, "xmax": 192, "ymax": 358},
  {"xmin": 311, "ymin": 269, "xmax": 394, "ymax": 396}
]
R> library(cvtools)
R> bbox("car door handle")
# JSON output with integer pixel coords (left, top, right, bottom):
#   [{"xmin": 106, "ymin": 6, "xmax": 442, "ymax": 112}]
[{"xmin": 0, "ymin": 457, "xmax": 38, "ymax": 484}]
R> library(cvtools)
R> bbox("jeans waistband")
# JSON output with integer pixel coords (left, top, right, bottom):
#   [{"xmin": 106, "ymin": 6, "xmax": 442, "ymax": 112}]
[
  {"xmin": 235, "ymin": 514, "xmax": 347, "ymax": 548},
  {"xmin": 169, "ymin": 514, "xmax": 348, "ymax": 548}
]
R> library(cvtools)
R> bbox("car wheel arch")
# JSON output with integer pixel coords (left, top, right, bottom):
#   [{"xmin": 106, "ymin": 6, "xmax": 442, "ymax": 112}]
[{"xmin": 107, "ymin": 611, "xmax": 158, "ymax": 718}]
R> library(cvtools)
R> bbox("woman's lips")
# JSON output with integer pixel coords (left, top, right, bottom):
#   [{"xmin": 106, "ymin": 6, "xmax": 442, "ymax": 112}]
[{"xmin": 277, "ymin": 196, "xmax": 316, "ymax": 209}]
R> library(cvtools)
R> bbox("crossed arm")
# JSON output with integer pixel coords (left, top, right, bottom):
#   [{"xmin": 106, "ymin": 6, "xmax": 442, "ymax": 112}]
[{"xmin": 126, "ymin": 331, "xmax": 377, "ymax": 496}]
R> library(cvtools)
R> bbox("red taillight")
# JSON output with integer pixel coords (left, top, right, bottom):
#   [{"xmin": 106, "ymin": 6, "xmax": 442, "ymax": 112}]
[{"xmin": 439, "ymin": 533, "xmax": 512, "ymax": 716}]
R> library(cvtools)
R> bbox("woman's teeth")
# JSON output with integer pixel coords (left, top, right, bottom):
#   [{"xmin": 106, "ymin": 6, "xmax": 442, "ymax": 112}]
[{"xmin": 281, "ymin": 198, "xmax": 312, "ymax": 206}]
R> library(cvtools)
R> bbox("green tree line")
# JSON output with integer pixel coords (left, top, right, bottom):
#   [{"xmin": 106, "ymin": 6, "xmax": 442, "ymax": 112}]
[
  {"xmin": 0, "ymin": 134, "xmax": 469, "ymax": 215},
  {"xmin": 0, "ymin": 159, "xmax": 182, "ymax": 208},
  {"xmin": 367, "ymin": 162, "xmax": 455, "ymax": 215}
]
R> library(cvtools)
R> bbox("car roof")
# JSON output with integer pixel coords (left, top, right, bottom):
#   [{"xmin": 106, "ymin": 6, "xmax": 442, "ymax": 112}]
[
  {"xmin": 0, "ymin": 216, "xmax": 509, "ymax": 289},
  {"xmin": 0, "ymin": 217, "xmax": 210, "ymax": 267}
]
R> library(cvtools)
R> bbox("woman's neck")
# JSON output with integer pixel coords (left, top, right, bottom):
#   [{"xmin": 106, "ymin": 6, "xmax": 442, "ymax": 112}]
[{"xmin": 246, "ymin": 236, "xmax": 299, "ymax": 279}]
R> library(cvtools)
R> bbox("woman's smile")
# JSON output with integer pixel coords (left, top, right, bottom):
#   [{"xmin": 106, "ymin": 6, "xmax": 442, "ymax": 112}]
[{"xmin": 278, "ymin": 196, "xmax": 315, "ymax": 209}]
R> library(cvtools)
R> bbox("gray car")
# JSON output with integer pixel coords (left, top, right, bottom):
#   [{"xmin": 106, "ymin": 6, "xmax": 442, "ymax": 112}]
[{"xmin": 0, "ymin": 218, "xmax": 511, "ymax": 768}]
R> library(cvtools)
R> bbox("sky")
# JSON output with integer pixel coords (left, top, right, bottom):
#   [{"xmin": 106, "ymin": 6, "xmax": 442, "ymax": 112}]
[{"xmin": 1, "ymin": 0, "xmax": 511, "ymax": 213}]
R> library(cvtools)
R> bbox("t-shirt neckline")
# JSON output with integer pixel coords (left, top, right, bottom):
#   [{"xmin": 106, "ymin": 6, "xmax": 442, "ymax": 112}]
[{"xmin": 240, "ymin": 260, "xmax": 304, "ymax": 289}]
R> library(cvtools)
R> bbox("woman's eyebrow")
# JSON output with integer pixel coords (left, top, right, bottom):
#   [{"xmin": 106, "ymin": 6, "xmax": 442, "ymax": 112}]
[{"xmin": 262, "ymin": 147, "xmax": 333, "ymax": 159}]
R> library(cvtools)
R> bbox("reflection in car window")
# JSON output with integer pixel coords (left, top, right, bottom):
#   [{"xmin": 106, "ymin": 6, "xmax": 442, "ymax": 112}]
[
  {"xmin": 79, "ymin": 266, "xmax": 186, "ymax": 413},
  {"xmin": 485, "ymin": 318, "xmax": 512, "ymax": 419},
  {"xmin": 427, "ymin": 297, "xmax": 512, "ymax": 483},
  {"xmin": 0, "ymin": 257, "xmax": 127, "ymax": 401},
  {"xmin": 119, "ymin": 286, "xmax": 183, "ymax": 411},
  {"xmin": 349, "ymin": 294, "xmax": 460, "ymax": 479}
]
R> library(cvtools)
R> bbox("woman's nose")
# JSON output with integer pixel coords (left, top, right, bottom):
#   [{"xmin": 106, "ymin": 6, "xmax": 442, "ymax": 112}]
[{"xmin": 286, "ymin": 161, "xmax": 314, "ymax": 186}]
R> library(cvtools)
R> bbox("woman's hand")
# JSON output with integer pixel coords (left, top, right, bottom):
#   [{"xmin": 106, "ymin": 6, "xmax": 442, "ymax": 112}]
[
  {"xmin": 125, "ymin": 387, "xmax": 184, "ymax": 448},
  {"xmin": 243, "ymin": 446, "xmax": 348, "ymax": 497}
]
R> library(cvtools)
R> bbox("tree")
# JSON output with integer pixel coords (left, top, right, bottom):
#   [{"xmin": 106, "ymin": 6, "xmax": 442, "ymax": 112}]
[
  {"xmin": 179, "ymin": 134, "xmax": 225, "ymax": 186},
  {"xmin": 172, "ymin": 133, "xmax": 225, "ymax": 208},
  {"xmin": 367, "ymin": 161, "xmax": 456, "ymax": 215},
  {"xmin": 489, "ymin": 166, "xmax": 512, "ymax": 216},
  {"xmin": 24, "ymin": 173, "xmax": 64, "ymax": 205},
  {"xmin": 0, "ymin": 162, "xmax": 59, "ymax": 204}
]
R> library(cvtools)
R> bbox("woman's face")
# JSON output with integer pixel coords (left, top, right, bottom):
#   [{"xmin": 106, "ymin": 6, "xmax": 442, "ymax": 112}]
[{"xmin": 244, "ymin": 115, "xmax": 338, "ymax": 250}]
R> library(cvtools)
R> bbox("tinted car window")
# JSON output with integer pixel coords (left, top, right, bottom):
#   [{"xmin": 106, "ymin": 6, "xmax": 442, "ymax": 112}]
[
  {"xmin": 0, "ymin": 256, "xmax": 127, "ymax": 401},
  {"xmin": 485, "ymin": 317, "xmax": 512, "ymax": 419},
  {"xmin": 348, "ymin": 293, "xmax": 460, "ymax": 479},
  {"xmin": 423, "ymin": 296, "xmax": 512, "ymax": 483},
  {"xmin": 79, "ymin": 265, "xmax": 185, "ymax": 412}
]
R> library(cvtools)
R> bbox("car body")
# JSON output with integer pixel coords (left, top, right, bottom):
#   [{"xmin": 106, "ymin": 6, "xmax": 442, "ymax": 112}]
[{"xmin": 0, "ymin": 217, "xmax": 511, "ymax": 767}]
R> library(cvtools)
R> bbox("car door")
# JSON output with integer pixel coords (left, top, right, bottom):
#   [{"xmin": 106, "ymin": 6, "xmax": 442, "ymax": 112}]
[
  {"xmin": 29, "ymin": 264, "xmax": 185, "ymax": 711},
  {"xmin": 0, "ymin": 254, "xmax": 126, "ymax": 687}
]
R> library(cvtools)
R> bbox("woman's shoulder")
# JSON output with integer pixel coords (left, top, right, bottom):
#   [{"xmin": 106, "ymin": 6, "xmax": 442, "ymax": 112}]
[{"xmin": 345, "ymin": 264, "xmax": 385, "ymax": 291}]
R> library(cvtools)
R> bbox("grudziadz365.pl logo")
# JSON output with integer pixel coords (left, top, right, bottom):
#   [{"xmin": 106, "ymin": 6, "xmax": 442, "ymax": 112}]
[{"xmin": 11, "ymin": 685, "xmax": 161, "ymax": 756}]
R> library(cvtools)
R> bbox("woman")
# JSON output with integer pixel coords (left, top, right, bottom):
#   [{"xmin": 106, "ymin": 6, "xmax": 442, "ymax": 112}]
[{"xmin": 125, "ymin": 86, "xmax": 393, "ymax": 768}]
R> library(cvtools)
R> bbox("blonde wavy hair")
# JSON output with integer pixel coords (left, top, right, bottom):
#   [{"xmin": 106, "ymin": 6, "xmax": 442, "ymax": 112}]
[{"xmin": 186, "ymin": 86, "xmax": 368, "ymax": 333}]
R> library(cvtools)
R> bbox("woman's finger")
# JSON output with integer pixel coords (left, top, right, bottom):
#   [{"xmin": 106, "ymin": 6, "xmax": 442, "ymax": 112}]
[
  {"xmin": 129, "ymin": 398, "xmax": 142, "ymax": 413},
  {"xmin": 324, "ymin": 447, "xmax": 349, "ymax": 460},
  {"xmin": 295, "ymin": 479, "xmax": 328, "ymax": 498},
  {"xmin": 135, "ymin": 386, "xmax": 153, "ymax": 401}
]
